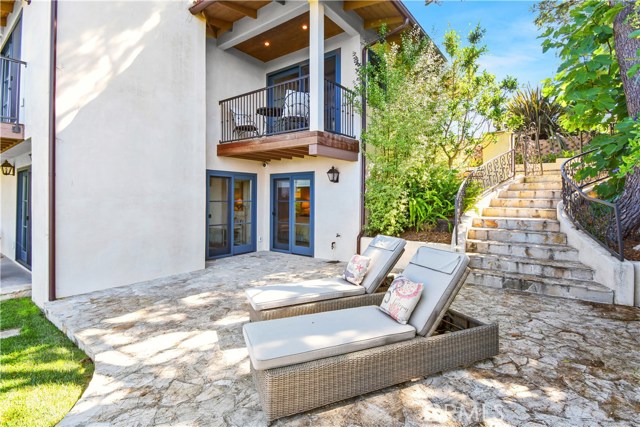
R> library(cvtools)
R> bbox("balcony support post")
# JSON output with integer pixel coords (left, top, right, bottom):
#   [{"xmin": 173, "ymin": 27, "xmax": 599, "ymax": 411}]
[{"xmin": 309, "ymin": 0, "xmax": 324, "ymax": 132}]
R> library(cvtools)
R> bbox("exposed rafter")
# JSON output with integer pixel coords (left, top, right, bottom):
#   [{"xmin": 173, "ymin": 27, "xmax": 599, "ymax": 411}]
[
  {"xmin": 363, "ymin": 16, "xmax": 404, "ymax": 30},
  {"xmin": 343, "ymin": 1, "xmax": 383, "ymax": 11},
  {"xmin": 189, "ymin": 0, "xmax": 215, "ymax": 15},
  {"xmin": 206, "ymin": 17, "xmax": 233, "ymax": 31},
  {"xmin": 0, "ymin": 1, "xmax": 13, "ymax": 14},
  {"xmin": 217, "ymin": 1, "xmax": 257, "ymax": 19}
]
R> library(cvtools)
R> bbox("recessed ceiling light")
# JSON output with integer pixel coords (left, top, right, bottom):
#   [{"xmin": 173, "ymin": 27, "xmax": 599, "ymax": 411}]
[
  {"xmin": 264, "ymin": 41, "xmax": 270, "ymax": 47},
  {"xmin": 302, "ymin": 24, "xmax": 308, "ymax": 30}
]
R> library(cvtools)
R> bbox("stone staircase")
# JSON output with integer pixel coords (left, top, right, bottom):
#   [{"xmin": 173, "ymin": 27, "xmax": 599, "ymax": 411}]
[{"xmin": 464, "ymin": 172, "xmax": 614, "ymax": 304}]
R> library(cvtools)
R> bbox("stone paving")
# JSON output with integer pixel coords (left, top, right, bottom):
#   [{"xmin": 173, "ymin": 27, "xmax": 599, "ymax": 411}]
[
  {"xmin": 0, "ymin": 254, "xmax": 31, "ymax": 301},
  {"xmin": 44, "ymin": 252, "xmax": 640, "ymax": 426}
]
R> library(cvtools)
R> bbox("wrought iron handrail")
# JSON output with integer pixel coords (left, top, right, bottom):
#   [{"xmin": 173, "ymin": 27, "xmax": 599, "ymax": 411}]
[
  {"xmin": 561, "ymin": 149, "xmax": 624, "ymax": 261},
  {"xmin": 453, "ymin": 148, "xmax": 516, "ymax": 246},
  {"xmin": 218, "ymin": 76, "xmax": 356, "ymax": 143},
  {"xmin": 1, "ymin": 55, "xmax": 27, "ymax": 126}
]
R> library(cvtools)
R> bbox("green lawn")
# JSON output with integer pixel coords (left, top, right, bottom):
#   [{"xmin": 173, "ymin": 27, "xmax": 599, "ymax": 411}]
[{"xmin": 0, "ymin": 298, "xmax": 93, "ymax": 427}]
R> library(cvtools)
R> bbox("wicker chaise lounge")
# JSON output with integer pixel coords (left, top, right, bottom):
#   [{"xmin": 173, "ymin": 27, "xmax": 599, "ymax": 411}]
[
  {"xmin": 243, "ymin": 247, "xmax": 499, "ymax": 421},
  {"xmin": 246, "ymin": 235, "xmax": 406, "ymax": 321}
]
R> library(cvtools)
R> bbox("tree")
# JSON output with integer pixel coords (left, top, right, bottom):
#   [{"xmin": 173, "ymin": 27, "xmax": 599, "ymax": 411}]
[
  {"xmin": 355, "ymin": 28, "xmax": 444, "ymax": 235},
  {"xmin": 536, "ymin": 0, "xmax": 640, "ymax": 238},
  {"xmin": 610, "ymin": 1, "xmax": 640, "ymax": 237},
  {"xmin": 434, "ymin": 26, "xmax": 517, "ymax": 168}
]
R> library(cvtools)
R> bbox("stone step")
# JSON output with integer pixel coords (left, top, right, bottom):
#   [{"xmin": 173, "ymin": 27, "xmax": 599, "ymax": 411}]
[
  {"xmin": 471, "ymin": 217, "xmax": 561, "ymax": 232},
  {"xmin": 498, "ymin": 190, "xmax": 563, "ymax": 200},
  {"xmin": 490, "ymin": 198, "xmax": 559, "ymax": 209},
  {"xmin": 466, "ymin": 269, "xmax": 614, "ymax": 305},
  {"xmin": 523, "ymin": 175, "xmax": 563, "ymax": 183},
  {"xmin": 468, "ymin": 228, "xmax": 567, "ymax": 245},
  {"xmin": 482, "ymin": 207, "xmax": 557, "ymax": 219},
  {"xmin": 508, "ymin": 182, "xmax": 563, "ymax": 191},
  {"xmin": 466, "ymin": 239, "xmax": 580, "ymax": 261},
  {"xmin": 468, "ymin": 254, "xmax": 594, "ymax": 281}
]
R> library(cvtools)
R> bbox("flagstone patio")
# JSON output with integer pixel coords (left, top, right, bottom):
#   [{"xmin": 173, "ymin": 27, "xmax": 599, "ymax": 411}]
[{"xmin": 44, "ymin": 252, "xmax": 640, "ymax": 426}]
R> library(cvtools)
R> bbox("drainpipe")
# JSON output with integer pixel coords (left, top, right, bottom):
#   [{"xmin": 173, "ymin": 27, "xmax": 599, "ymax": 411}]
[
  {"xmin": 356, "ymin": 18, "xmax": 410, "ymax": 254},
  {"xmin": 48, "ymin": 0, "xmax": 58, "ymax": 301}
]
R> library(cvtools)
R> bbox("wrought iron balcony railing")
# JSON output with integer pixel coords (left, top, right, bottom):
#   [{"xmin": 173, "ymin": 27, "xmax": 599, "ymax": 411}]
[
  {"xmin": 218, "ymin": 76, "xmax": 356, "ymax": 143},
  {"xmin": 561, "ymin": 150, "xmax": 624, "ymax": 261},
  {"xmin": 1, "ymin": 55, "xmax": 26, "ymax": 128}
]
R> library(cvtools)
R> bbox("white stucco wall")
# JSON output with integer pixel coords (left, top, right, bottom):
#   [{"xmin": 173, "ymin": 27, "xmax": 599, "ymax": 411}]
[
  {"xmin": 205, "ymin": 29, "xmax": 363, "ymax": 262},
  {"xmin": 52, "ymin": 0, "xmax": 206, "ymax": 299}
]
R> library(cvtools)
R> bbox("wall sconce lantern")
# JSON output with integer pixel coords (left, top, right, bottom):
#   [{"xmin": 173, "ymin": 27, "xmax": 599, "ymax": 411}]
[
  {"xmin": 327, "ymin": 166, "xmax": 339, "ymax": 183},
  {"xmin": 1, "ymin": 160, "xmax": 15, "ymax": 176}
]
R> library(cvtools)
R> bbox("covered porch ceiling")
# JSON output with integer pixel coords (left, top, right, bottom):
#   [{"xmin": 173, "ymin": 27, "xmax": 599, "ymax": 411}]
[
  {"xmin": 189, "ymin": 0, "xmax": 417, "ymax": 62},
  {"xmin": 0, "ymin": 0, "xmax": 15, "ymax": 27}
]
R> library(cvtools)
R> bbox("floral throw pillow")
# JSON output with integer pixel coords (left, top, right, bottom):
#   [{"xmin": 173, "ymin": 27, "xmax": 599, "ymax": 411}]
[
  {"xmin": 342, "ymin": 254, "xmax": 371, "ymax": 286},
  {"xmin": 380, "ymin": 276, "xmax": 424, "ymax": 324}
]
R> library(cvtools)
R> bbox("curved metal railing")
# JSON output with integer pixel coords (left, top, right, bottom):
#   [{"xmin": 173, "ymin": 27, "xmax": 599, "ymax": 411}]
[
  {"xmin": 561, "ymin": 150, "xmax": 624, "ymax": 261},
  {"xmin": 453, "ymin": 148, "xmax": 516, "ymax": 246}
]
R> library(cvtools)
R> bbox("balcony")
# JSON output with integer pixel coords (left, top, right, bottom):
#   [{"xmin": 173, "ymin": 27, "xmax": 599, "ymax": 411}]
[
  {"xmin": 1, "ymin": 55, "xmax": 26, "ymax": 153},
  {"xmin": 217, "ymin": 76, "xmax": 359, "ymax": 162}
]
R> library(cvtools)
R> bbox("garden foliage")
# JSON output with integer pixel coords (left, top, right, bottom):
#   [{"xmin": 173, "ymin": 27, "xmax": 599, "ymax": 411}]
[
  {"xmin": 536, "ymin": 0, "xmax": 638, "ymax": 200},
  {"xmin": 356, "ymin": 28, "xmax": 495, "ymax": 235}
]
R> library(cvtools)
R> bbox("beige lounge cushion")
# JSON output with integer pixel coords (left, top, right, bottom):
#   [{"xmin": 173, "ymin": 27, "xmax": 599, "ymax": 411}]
[
  {"xmin": 245, "ymin": 278, "xmax": 365, "ymax": 311},
  {"xmin": 243, "ymin": 306, "xmax": 416, "ymax": 370},
  {"xmin": 360, "ymin": 235, "xmax": 407, "ymax": 294},
  {"xmin": 404, "ymin": 247, "xmax": 470, "ymax": 337}
]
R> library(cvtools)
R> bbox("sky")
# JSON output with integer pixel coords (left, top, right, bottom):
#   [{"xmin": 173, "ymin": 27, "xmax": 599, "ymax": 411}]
[{"xmin": 403, "ymin": 0, "xmax": 561, "ymax": 88}]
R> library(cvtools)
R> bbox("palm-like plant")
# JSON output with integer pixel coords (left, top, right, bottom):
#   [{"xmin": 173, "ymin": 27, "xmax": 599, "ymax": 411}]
[{"xmin": 508, "ymin": 86, "xmax": 565, "ymax": 140}]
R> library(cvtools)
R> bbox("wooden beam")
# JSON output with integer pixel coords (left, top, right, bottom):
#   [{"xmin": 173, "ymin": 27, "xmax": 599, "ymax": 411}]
[
  {"xmin": 217, "ymin": 1, "xmax": 257, "ymax": 19},
  {"xmin": 309, "ymin": 144, "xmax": 358, "ymax": 161},
  {"xmin": 363, "ymin": 16, "xmax": 404, "ymax": 30},
  {"xmin": 206, "ymin": 24, "xmax": 218, "ymax": 38},
  {"xmin": 207, "ymin": 17, "xmax": 233, "ymax": 31},
  {"xmin": 343, "ymin": 1, "xmax": 382, "ymax": 11},
  {"xmin": 0, "ymin": 1, "xmax": 14, "ymax": 14},
  {"xmin": 189, "ymin": 0, "xmax": 215, "ymax": 14},
  {"xmin": 0, "ymin": 16, "xmax": 6, "ymax": 27}
]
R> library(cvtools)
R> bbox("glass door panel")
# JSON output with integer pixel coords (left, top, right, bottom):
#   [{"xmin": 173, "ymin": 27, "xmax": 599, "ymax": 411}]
[
  {"xmin": 293, "ymin": 179, "xmax": 311, "ymax": 249},
  {"xmin": 273, "ymin": 178, "xmax": 290, "ymax": 251},
  {"xmin": 233, "ymin": 178, "xmax": 253, "ymax": 250},
  {"xmin": 208, "ymin": 176, "xmax": 231, "ymax": 258},
  {"xmin": 16, "ymin": 168, "xmax": 31, "ymax": 268}
]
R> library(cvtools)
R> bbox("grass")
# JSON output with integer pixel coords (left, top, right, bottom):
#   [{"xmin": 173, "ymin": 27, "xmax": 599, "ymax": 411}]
[{"xmin": 0, "ymin": 298, "xmax": 93, "ymax": 427}]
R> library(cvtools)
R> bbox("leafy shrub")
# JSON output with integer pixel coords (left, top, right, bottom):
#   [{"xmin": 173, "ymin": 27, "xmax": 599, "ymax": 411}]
[{"xmin": 367, "ymin": 165, "xmax": 482, "ymax": 235}]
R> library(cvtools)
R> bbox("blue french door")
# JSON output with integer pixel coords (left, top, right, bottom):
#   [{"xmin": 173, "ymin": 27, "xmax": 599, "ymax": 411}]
[
  {"xmin": 207, "ymin": 171, "xmax": 257, "ymax": 259},
  {"xmin": 16, "ymin": 168, "xmax": 31, "ymax": 268},
  {"xmin": 271, "ymin": 173, "xmax": 314, "ymax": 257}
]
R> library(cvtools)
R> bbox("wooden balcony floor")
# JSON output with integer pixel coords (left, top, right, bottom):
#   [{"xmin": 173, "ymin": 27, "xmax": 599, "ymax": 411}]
[
  {"xmin": 0, "ymin": 122, "xmax": 25, "ymax": 153},
  {"xmin": 217, "ymin": 131, "xmax": 359, "ymax": 162}
]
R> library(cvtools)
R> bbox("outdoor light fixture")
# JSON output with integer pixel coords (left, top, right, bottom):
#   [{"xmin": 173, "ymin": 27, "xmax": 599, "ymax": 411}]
[
  {"xmin": 327, "ymin": 166, "xmax": 339, "ymax": 183},
  {"xmin": 1, "ymin": 160, "xmax": 15, "ymax": 176},
  {"xmin": 264, "ymin": 41, "xmax": 270, "ymax": 47},
  {"xmin": 302, "ymin": 24, "xmax": 308, "ymax": 30}
]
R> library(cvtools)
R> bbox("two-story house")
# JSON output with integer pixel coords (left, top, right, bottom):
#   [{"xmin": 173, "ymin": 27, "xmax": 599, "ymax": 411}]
[{"xmin": 0, "ymin": 0, "xmax": 424, "ymax": 306}]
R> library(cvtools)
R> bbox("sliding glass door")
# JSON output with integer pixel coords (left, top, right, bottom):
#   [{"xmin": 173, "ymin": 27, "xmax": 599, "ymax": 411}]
[
  {"xmin": 207, "ymin": 171, "xmax": 256, "ymax": 259},
  {"xmin": 271, "ymin": 173, "xmax": 314, "ymax": 257}
]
